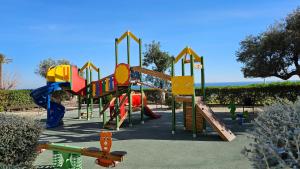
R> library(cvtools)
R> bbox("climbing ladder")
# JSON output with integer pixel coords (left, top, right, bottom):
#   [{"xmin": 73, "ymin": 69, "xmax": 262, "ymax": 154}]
[
  {"xmin": 104, "ymin": 94, "xmax": 128, "ymax": 130},
  {"xmin": 196, "ymin": 102, "xmax": 236, "ymax": 141},
  {"xmin": 178, "ymin": 96, "xmax": 235, "ymax": 141},
  {"xmin": 104, "ymin": 112, "xmax": 128, "ymax": 130}
]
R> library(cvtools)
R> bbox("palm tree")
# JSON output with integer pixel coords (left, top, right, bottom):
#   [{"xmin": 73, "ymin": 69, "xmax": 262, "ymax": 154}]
[{"xmin": 0, "ymin": 54, "xmax": 12, "ymax": 89}]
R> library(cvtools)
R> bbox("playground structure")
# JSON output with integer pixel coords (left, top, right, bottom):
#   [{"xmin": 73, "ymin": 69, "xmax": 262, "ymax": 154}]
[
  {"xmin": 31, "ymin": 31, "xmax": 236, "ymax": 141},
  {"xmin": 37, "ymin": 132, "xmax": 126, "ymax": 168}
]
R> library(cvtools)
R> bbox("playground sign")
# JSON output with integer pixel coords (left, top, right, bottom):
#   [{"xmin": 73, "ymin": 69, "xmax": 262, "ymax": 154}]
[{"xmin": 194, "ymin": 63, "xmax": 202, "ymax": 69}]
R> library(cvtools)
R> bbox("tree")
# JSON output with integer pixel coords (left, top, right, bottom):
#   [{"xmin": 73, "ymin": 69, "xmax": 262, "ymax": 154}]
[
  {"xmin": 236, "ymin": 8, "xmax": 300, "ymax": 80},
  {"xmin": 143, "ymin": 41, "xmax": 172, "ymax": 73},
  {"xmin": 2, "ymin": 73, "xmax": 18, "ymax": 90},
  {"xmin": 35, "ymin": 58, "xmax": 70, "ymax": 78},
  {"xmin": 0, "ymin": 53, "xmax": 12, "ymax": 89},
  {"xmin": 143, "ymin": 41, "xmax": 172, "ymax": 103}
]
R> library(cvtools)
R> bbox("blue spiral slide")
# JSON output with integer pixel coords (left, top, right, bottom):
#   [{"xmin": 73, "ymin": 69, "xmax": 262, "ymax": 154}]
[{"xmin": 30, "ymin": 82, "xmax": 69, "ymax": 128}]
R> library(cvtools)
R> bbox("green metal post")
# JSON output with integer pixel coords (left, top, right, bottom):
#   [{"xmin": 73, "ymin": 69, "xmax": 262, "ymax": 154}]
[
  {"xmin": 115, "ymin": 37, "xmax": 120, "ymax": 130},
  {"xmin": 86, "ymin": 69, "xmax": 89, "ymax": 120},
  {"xmin": 78, "ymin": 95, "xmax": 81, "ymax": 119},
  {"xmin": 115, "ymin": 90, "xmax": 120, "ymax": 130},
  {"xmin": 190, "ymin": 54, "xmax": 196, "ymax": 138},
  {"xmin": 171, "ymin": 57, "xmax": 175, "ymax": 134},
  {"xmin": 78, "ymin": 68, "xmax": 82, "ymax": 119},
  {"xmin": 181, "ymin": 59, "xmax": 186, "ymax": 130},
  {"xmin": 90, "ymin": 68, "xmax": 93, "ymax": 118},
  {"xmin": 139, "ymin": 38, "xmax": 144, "ymax": 124},
  {"xmin": 201, "ymin": 56, "xmax": 205, "ymax": 99},
  {"xmin": 127, "ymin": 34, "xmax": 132, "ymax": 127},
  {"xmin": 115, "ymin": 38, "xmax": 118, "ymax": 66},
  {"xmin": 201, "ymin": 56, "xmax": 206, "ymax": 131},
  {"xmin": 98, "ymin": 69, "xmax": 103, "ymax": 117}
]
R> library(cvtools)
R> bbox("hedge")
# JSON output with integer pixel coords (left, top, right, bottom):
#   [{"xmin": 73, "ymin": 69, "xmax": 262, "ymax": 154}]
[
  {"xmin": 200, "ymin": 82, "xmax": 300, "ymax": 105},
  {"xmin": 0, "ymin": 90, "xmax": 34, "ymax": 112},
  {"xmin": 142, "ymin": 81, "xmax": 300, "ymax": 105},
  {"xmin": 1, "ymin": 82, "xmax": 299, "ymax": 111}
]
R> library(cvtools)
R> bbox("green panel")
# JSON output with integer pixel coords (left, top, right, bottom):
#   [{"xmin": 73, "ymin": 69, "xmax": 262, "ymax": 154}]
[{"xmin": 102, "ymin": 80, "xmax": 106, "ymax": 92}]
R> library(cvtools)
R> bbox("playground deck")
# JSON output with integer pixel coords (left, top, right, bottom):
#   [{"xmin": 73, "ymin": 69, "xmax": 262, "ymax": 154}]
[{"xmin": 34, "ymin": 106, "xmax": 253, "ymax": 169}]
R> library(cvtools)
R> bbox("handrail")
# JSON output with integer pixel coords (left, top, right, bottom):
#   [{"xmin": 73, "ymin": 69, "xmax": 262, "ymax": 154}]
[{"xmin": 131, "ymin": 66, "xmax": 171, "ymax": 81}]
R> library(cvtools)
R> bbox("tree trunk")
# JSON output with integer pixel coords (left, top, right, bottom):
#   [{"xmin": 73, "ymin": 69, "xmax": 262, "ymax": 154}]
[
  {"xmin": 0, "ymin": 63, "xmax": 2, "ymax": 89},
  {"xmin": 161, "ymin": 91, "xmax": 166, "ymax": 104}
]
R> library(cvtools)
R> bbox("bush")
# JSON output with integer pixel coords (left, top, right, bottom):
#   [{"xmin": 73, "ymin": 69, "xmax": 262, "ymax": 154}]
[
  {"xmin": 142, "ymin": 90, "xmax": 162, "ymax": 103},
  {"xmin": 0, "ymin": 113, "xmax": 42, "ymax": 168},
  {"xmin": 165, "ymin": 96, "xmax": 182, "ymax": 109},
  {"xmin": 52, "ymin": 90, "xmax": 72, "ymax": 102},
  {"xmin": 244, "ymin": 99, "xmax": 300, "ymax": 168},
  {"xmin": 102, "ymin": 94, "xmax": 113, "ymax": 105},
  {"xmin": 0, "ymin": 90, "xmax": 34, "ymax": 111}
]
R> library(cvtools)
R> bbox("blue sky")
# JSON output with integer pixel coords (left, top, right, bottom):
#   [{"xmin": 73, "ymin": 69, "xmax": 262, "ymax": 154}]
[{"xmin": 0, "ymin": 0, "xmax": 299, "ymax": 89}]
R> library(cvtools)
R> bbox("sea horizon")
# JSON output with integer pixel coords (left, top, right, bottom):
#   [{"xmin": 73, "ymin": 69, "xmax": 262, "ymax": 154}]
[{"xmin": 20, "ymin": 80, "xmax": 299, "ymax": 90}]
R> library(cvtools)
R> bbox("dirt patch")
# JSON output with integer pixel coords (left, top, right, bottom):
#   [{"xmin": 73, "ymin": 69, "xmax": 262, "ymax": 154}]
[{"xmin": 0, "ymin": 108, "xmax": 46, "ymax": 119}]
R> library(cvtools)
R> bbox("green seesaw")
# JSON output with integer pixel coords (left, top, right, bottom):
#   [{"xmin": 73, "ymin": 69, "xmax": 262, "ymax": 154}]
[{"xmin": 37, "ymin": 132, "xmax": 126, "ymax": 169}]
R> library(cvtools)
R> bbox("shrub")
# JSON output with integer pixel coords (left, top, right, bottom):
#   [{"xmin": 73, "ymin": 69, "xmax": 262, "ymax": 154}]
[
  {"xmin": 165, "ymin": 96, "xmax": 182, "ymax": 109},
  {"xmin": 244, "ymin": 99, "xmax": 300, "ymax": 168},
  {"xmin": 0, "ymin": 90, "xmax": 34, "ymax": 111},
  {"xmin": 52, "ymin": 90, "xmax": 72, "ymax": 102},
  {"xmin": 143, "ymin": 90, "xmax": 162, "ymax": 103},
  {"xmin": 0, "ymin": 113, "xmax": 42, "ymax": 168},
  {"xmin": 102, "ymin": 94, "xmax": 113, "ymax": 105}
]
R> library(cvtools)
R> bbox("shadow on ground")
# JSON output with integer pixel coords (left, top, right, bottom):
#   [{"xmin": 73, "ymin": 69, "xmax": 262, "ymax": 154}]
[
  {"xmin": 35, "ymin": 165, "xmax": 54, "ymax": 169},
  {"xmin": 39, "ymin": 108, "xmax": 254, "ymax": 143}
]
